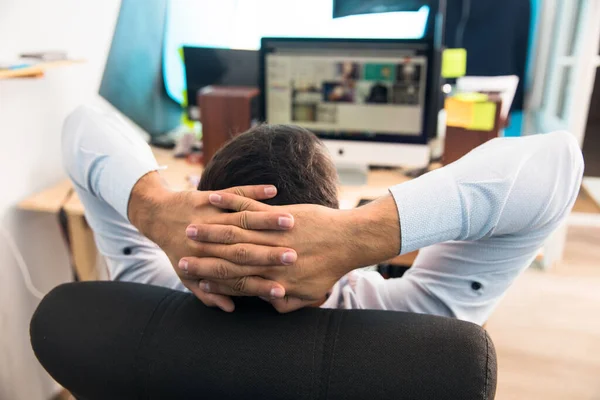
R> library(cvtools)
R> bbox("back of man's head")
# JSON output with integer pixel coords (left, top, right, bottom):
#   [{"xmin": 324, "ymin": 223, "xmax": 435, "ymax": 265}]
[{"xmin": 199, "ymin": 124, "xmax": 339, "ymax": 208}]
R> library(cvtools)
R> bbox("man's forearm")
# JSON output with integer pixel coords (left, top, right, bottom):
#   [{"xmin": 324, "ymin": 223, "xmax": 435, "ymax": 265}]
[
  {"xmin": 343, "ymin": 195, "xmax": 401, "ymax": 269},
  {"xmin": 128, "ymin": 171, "xmax": 171, "ymax": 240}
]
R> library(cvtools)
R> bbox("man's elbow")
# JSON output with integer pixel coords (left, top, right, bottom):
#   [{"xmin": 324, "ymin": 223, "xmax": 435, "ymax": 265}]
[
  {"xmin": 61, "ymin": 105, "xmax": 93, "ymax": 180},
  {"xmin": 544, "ymin": 131, "xmax": 584, "ymax": 222},
  {"xmin": 61, "ymin": 108, "xmax": 80, "ymax": 172},
  {"xmin": 551, "ymin": 131, "xmax": 584, "ymax": 191}
]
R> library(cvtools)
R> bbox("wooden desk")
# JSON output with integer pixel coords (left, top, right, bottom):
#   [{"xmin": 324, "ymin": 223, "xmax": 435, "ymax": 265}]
[{"xmin": 19, "ymin": 147, "xmax": 420, "ymax": 280}]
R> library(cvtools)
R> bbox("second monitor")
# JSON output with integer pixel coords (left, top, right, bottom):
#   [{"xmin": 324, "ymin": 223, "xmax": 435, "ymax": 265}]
[{"xmin": 183, "ymin": 46, "xmax": 259, "ymax": 120}]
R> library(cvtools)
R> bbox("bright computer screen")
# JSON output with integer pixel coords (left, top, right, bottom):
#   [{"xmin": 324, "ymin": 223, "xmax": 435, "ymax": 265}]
[
  {"xmin": 164, "ymin": 1, "xmax": 429, "ymax": 105},
  {"xmin": 265, "ymin": 47, "xmax": 427, "ymax": 138}
]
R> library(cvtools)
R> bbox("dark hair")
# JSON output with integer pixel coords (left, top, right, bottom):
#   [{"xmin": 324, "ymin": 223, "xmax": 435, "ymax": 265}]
[{"xmin": 199, "ymin": 124, "xmax": 339, "ymax": 208}]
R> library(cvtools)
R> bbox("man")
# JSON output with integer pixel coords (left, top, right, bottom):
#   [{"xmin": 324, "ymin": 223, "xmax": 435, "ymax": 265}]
[{"xmin": 63, "ymin": 105, "xmax": 583, "ymax": 323}]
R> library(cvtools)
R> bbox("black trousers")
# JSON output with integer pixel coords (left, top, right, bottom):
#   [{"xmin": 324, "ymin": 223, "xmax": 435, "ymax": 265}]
[{"xmin": 31, "ymin": 281, "xmax": 496, "ymax": 400}]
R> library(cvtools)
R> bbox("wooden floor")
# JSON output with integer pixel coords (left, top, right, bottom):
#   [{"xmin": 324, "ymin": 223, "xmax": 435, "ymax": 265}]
[
  {"xmin": 486, "ymin": 225, "xmax": 600, "ymax": 400},
  {"xmin": 573, "ymin": 186, "xmax": 600, "ymax": 213}
]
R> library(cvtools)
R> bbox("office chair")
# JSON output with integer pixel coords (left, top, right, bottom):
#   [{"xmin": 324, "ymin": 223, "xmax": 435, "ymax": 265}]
[{"xmin": 31, "ymin": 281, "xmax": 497, "ymax": 400}]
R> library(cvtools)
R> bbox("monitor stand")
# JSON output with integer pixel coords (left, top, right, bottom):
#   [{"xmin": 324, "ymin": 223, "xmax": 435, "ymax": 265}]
[
  {"xmin": 322, "ymin": 139, "xmax": 431, "ymax": 187},
  {"xmin": 336, "ymin": 163, "xmax": 369, "ymax": 186}
]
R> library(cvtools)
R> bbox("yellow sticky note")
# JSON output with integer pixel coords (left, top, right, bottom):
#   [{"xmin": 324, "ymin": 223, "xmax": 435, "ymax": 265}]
[
  {"xmin": 445, "ymin": 97, "xmax": 473, "ymax": 128},
  {"xmin": 181, "ymin": 89, "xmax": 188, "ymax": 107},
  {"xmin": 469, "ymin": 102, "xmax": 497, "ymax": 131},
  {"xmin": 442, "ymin": 48, "xmax": 467, "ymax": 78},
  {"xmin": 181, "ymin": 112, "xmax": 195, "ymax": 130}
]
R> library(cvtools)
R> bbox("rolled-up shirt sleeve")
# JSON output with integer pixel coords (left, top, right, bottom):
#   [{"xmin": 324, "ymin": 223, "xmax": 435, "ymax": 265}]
[
  {"xmin": 391, "ymin": 131, "xmax": 583, "ymax": 253},
  {"xmin": 62, "ymin": 105, "xmax": 159, "ymax": 221}
]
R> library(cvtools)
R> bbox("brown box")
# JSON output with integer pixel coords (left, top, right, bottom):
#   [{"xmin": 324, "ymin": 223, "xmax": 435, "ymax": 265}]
[
  {"xmin": 198, "ymin": 86, "xmax": 260, "ymax": 164},
  {"xmin": 443, "ymin": 95, "xmax": 503, "ymax": 165}
]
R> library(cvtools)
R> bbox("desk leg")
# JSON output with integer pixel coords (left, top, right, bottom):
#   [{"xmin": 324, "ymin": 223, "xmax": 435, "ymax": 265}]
[{"xmin": 66, "ymin": 214, "xmax": 99, "ymax": 281}]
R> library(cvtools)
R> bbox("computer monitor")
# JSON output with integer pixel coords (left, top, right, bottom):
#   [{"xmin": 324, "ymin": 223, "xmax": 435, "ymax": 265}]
[
  {"xmin": 260, "ymin": 37, "xmax": 442, "ymax": 183},
  {"xmin": 183, "ymin": 46, "xmax": 259, "ymax": 120}
]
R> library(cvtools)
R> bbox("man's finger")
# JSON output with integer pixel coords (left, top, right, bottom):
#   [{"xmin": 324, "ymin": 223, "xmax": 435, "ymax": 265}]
[
  {"xmin": 201, "ymin": 211, "xmax": 294, "ymax": 231},
  {"xmin": 185, "ymin": 243, "xmax": 297, "ymax": 267},
  {"xmin": 185, "ymin": 223, "xmax": 292, "ymax": 246},
  {"xmin": 178, "ymin": 252, "xmax": 295, "ymax": 279},
  {"xmin": 270, "ymin": 297, "xmax": 315, "ymax": 313},
  {"xmin": 187, "ymin": 224, "xmax": 285, "ymax": 247},
  {"xmin": 180, "ymin": 256, "xmax": 270, "ymax": 279},
  {"xmin": 208, "ymin": 192, "xmax": 269, "ymax": 212},
  {"xmin": 187, "ymin": 282, "xmax": 235, "ymax": 312},
  {"xmin": 220, "ymin": 185, "xmax": 278, "ymax": 201},
  {"xmin": 199, "ymin": 277, "xmax": 286, "ymax": 299}
]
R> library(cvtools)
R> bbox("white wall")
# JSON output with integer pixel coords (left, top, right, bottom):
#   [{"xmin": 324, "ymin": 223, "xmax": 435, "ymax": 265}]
[{"xmin": 0, "ymin": 1, "xmax": 121, "ymax": 398}]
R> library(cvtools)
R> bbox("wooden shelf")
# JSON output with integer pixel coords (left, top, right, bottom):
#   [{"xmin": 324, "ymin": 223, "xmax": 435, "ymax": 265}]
[
  {"xmin": 18, "ymin": 179, "xmax": 73, "ymax": 213},
  {"xmin": 0, "ymin": 59, "xmax": 85, "ymax": 80}
]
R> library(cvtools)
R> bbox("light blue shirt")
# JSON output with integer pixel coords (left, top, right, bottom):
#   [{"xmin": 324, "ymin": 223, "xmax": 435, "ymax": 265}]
[{"xmin": 62, "ymin": 105, "xmax": 583, "ymax": 325}]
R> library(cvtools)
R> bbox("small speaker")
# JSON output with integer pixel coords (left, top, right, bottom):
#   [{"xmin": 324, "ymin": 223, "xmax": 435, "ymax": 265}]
[{"xmin": 199, "ymin": 86, "xmax": 260, "ymax": 164}]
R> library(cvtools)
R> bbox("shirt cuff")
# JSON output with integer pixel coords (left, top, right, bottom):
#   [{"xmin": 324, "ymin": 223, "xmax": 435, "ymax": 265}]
[
  {"xmin": 388, "ymin": 168, "xmax": 463, "ymax": 254},
  {"xmin": 93, "ymin": 148, "xmax": 159, "ymax": 222}
]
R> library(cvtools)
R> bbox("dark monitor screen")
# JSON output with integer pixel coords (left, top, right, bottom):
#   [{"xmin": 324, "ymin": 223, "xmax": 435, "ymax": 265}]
[
  {"xmin": 333, "ymin": 0, "xmax": 427, "ymax": 18},
  {"xmin": 182, "ymin": 46, "xmax": 259, "ymax": 119}
]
